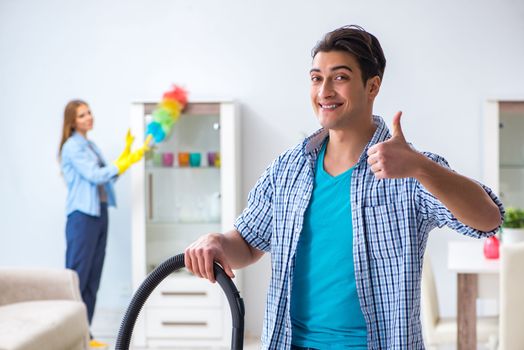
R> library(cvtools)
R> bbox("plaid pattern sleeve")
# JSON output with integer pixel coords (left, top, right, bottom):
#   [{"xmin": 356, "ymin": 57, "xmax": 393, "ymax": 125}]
[
  {"xmin": 234, "ymin": 160, "xmax": 276, "ymax": 252},
  {"xmin": 416, "ymin": 152, "xmax": 504, "ymax": 238}
]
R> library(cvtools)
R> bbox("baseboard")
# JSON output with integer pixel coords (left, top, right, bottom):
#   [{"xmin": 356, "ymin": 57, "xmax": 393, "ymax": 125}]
[{"xmin": 91, "ymin": 307, "xmax": 126, "ymax": 338}]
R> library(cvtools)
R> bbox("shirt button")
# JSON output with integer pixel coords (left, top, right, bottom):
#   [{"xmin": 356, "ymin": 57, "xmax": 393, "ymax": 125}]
[{"xmin": 302, "ymin": 194, "xmax": 308, "ymax": 199}]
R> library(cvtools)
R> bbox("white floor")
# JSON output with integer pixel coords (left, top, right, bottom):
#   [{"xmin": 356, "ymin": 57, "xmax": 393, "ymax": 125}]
[
  {"xmin": 92, "ymin": 334, "xmax": 497, "ymax": 350},
  {"xmin": 91, "ymin": 308, "xmax": 493, "ymax": 350},
  {"xmin": 93, "ymin": 336, "xmax": 260, "ymax": 350},
  {"xmin": 92, "ymin": 339, "xmax": 494, "ymax": 350}
]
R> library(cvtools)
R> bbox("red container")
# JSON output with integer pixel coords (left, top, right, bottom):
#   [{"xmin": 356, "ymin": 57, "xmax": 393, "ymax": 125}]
[{"xmin": 483, "ymin": 236, "xmax": 500, "ymax": 260}]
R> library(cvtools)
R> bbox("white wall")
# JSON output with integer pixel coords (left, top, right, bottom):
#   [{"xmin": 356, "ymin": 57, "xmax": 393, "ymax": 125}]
[{"xmin": 1, "ymin": 0, "xmax": 523, "ymax": 338}]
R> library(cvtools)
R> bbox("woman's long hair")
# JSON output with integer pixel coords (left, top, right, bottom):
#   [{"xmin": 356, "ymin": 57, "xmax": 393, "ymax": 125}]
[{"xmin": 58, "ymin": 99, "xmax": 88, "ymax": 158}]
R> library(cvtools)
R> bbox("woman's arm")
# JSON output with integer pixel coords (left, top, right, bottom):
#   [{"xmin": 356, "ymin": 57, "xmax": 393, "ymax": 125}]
[{"xmin": 62, "ymin": 142, "xmax": 118, "ymax": 185}]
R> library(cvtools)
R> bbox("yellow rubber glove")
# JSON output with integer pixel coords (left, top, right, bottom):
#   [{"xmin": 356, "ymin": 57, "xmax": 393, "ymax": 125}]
[
  {"xmin": 115, "ymin": 129, "xmax": 135, "ymax": 164},
  {"xmin": 128, "ymin": 134, "xmax": 153, "ymax": 164},
  {"xmin": 114, "ymin": 134, "xmax": 153, "ymax": 174}
]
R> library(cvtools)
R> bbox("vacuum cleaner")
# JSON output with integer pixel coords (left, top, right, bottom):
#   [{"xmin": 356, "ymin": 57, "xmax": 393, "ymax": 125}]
[{"xmin": 115, "ymin": 253, "xmax": 245, "ymax": 350}]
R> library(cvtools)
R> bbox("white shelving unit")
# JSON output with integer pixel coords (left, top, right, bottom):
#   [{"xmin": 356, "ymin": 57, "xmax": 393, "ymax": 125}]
[
  {"xmin": 130, "ymin": 101, "xmax": 241, "ymax": 348},
  {"xmin": 484, "ymin": 100, "xmax": 524, "ymax": 208}
]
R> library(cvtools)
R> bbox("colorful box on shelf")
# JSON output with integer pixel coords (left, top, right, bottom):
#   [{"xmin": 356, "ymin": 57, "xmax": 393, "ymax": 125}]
[
  {"xmin": 207, "ymin": 152, "xmax": 220, "ymax": 167},
  {"xmin": 149, "ymin": 151, "xmax": 221, "ymax": 168},
  {"xmin": 178, "ymin": 152, "xmax": 190, "ymax": 167},
  {"xmin": 162, "ymin": 152, "xmax": 174, "ymax": 167},
  {"xmin": 189, "ymin": 153, "xmax": 201, "ymax": 167}
]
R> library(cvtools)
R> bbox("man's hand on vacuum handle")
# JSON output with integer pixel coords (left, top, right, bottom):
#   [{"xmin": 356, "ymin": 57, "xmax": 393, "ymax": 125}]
[{"xmin": 184, "ymin": 229, "xmax": 264, "ymax": 283}]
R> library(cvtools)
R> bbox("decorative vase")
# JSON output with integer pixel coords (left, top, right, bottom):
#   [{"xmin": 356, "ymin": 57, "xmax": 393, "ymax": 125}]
[
  {"xmin": 483, "ymin": 236, "xmax": 500, "ymax": 259},
  {"xmin": 502, "ymin": 228, "xmax": 524, "ymax": 244}
]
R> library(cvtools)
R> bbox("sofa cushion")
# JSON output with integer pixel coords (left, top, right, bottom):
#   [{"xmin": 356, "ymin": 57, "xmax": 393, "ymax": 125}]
[{"xmin": 0, "ymin": 300, "xmax": 88, "ymax": 350}]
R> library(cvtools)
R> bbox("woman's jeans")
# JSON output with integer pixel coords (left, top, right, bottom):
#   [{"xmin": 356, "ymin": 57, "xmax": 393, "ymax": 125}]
[{"xmin": 65, "ymin": 203, "xmax": 108, "ymax": 324}]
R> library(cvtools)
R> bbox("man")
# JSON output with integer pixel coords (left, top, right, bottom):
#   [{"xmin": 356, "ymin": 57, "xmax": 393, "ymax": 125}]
[{"xmin": 184, "ymin": 25, "xmax": 503, "ymax": 349}]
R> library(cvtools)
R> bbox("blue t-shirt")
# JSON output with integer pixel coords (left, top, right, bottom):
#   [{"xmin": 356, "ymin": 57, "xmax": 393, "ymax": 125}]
[{"xmin": 291, "ymin": 141, "xmax": 367, "ymax": 349}]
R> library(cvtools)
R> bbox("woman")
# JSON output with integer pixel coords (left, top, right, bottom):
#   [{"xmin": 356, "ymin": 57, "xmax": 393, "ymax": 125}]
[{"xmin": 58, "ymin": 100, "xmax": 150, "ymax": 348}]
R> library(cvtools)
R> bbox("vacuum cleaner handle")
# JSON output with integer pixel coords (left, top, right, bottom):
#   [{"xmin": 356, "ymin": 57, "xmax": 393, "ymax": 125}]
[{"xmin": 115, "ymin": 253, "xmax": 245, "ymax": 350}]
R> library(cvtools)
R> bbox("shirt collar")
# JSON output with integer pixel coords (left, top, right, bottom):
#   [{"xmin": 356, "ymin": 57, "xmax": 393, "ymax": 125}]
[
  {"xmin": 303, "ymin": 115, "xmax": 391, "ymax": 166},
  {"xmin": 71, "ymin": 131, "xmax": 89, "ymax": 146}
]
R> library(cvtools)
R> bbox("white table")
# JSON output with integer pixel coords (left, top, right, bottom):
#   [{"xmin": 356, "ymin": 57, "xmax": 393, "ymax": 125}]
[{"xmin": 447, "ymin": 241, "xmax": 499, "ymax": 350}]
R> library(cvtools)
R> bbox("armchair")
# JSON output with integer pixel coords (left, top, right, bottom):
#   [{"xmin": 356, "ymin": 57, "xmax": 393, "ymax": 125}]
[{"xmin": 0, "ymin": 268, "xmax": 89, "ymax": 350}]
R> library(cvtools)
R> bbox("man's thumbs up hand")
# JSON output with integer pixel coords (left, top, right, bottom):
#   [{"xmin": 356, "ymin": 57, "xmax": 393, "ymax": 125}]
[
  {"xmin": 367, "ymin": 111, "xmax": 424, "ymax": 179},
  {"xmin": 391, "ymin": 111, "xmax": 405, "ymax": 141}
]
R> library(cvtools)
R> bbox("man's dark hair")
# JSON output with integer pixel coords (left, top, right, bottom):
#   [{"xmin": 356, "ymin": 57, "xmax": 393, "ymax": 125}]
[{"xmin": 312, "ymin": 25, "xmax": 386, "ymax": 85}]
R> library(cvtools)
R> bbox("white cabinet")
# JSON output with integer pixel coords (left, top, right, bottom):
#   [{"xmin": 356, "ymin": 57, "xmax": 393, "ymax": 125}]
[
  {"xmin": 484, "ymin": 100, "xmax": 524, "ymax": 208},
  {"xmin": 130, "ymin": 101, "xmax": 241, "ymax": 348}
]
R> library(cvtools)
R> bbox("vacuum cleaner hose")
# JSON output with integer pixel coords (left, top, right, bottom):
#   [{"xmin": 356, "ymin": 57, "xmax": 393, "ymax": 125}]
[{"xmin": 115, "ymin": 253, "xmax": 245, "ymax": 350}]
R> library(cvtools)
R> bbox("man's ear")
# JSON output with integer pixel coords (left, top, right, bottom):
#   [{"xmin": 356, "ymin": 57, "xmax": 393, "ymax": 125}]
[{"xmin": 367, "ymin": 76, "xmax": 381, "ymax": 99}]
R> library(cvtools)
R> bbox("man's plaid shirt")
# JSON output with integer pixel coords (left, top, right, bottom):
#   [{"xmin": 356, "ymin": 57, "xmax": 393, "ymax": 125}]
[{"xmin": 235, "ymin": 116, "xmax": 504, "ymax": 349}]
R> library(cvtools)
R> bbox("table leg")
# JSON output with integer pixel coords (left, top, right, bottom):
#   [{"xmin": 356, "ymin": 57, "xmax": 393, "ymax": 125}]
[{"xmin": 457, "ymin": 273, "xmax": 478, "ymax": 350}]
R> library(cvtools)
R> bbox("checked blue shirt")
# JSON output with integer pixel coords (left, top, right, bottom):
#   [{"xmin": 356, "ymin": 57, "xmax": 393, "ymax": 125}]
[{"xmin": 234, "ymin": 116, "xmax": 504, "ymax": 350}]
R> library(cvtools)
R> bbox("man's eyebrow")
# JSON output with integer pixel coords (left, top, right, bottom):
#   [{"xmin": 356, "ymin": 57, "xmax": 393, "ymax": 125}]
[
  {"xmin": 331, "ymin": 65, "xmax": 352, "ymax": 72},
  {"xmin": 309, "ymin": 65, "xmax": 353, "ymax": 74}
]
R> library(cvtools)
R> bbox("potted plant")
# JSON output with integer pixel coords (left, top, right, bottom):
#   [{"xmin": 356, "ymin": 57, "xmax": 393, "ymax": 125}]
[{"xmin": 502, "ymin": 207, "xmax": 524, "ymax": 244}]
